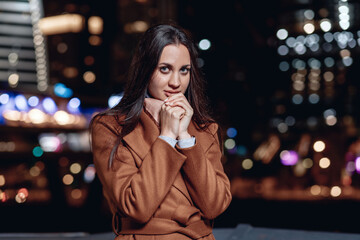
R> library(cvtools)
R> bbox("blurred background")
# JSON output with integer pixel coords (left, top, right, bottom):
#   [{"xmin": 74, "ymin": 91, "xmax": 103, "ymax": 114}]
[{"xmin": 1, "ymin": 0, "xmax": 360, "ymax": 235}]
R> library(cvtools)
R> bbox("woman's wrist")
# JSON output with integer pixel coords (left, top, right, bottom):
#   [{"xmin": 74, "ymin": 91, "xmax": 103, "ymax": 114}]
[
  {"xmin": 178, "ymin": 131, "xmax": 191, "ymax": 140},
  {"xmin": 160, "ymin": 131, "xmax": 177, "ymax": 140}
]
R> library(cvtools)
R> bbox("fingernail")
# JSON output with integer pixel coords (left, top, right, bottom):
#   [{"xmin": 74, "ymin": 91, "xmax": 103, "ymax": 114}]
[{"xmin": 164, "ymin": 98, "xmax": 168, "ymax": 102}]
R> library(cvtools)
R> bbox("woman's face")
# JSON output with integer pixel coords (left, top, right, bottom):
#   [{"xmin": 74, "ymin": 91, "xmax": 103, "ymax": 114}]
[{"xmin": 148, "ymin": 44, "xmax": 191, "ymax": 101}]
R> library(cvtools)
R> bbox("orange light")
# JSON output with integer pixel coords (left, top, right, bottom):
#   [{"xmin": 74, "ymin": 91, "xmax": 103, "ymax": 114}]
[
  {"xmin": 88, "ymin": 16, "xmax": 103, "ymax": 35},
  {"xmin": 83, "ymin": 71, "xmax": 96, "ymax": 83},
  {"xmin": 63, "ymin": 174, "xmax": 74, "ymax": 185},
  {"xmin": 89, "ymin": 35, "xmax": 102, "ymax": 46},
  {"xmin": 39, "ymin": 14, "xmax": 85, "ymax": 35},
  {"xmin": 71, "ymin": 189, "xmax": 82, "ymax": 199},
  {"xmin": 84, "ymin": 56, "xmax": 95, "ymax": 65}
]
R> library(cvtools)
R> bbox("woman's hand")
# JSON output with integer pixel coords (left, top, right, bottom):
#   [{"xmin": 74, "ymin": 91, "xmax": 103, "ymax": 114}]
[
  {"xmin": 163, "ymin": 93, "xmax": 193, "ymax": 140},
  {"xmin": 160, "ymin": 102, "xmax": 185, "ymax": 139}
]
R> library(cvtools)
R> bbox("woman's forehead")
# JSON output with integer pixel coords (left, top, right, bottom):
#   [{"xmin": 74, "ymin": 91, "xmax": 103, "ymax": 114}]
[{"xmin": 158, "ymin": 44, "xmax": 190, "ymax": 65}]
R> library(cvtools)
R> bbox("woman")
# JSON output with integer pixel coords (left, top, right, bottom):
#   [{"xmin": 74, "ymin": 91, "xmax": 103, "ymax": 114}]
[{"xmin": 91, "ymin": 23, "xmax": 232, "ymax": 240}]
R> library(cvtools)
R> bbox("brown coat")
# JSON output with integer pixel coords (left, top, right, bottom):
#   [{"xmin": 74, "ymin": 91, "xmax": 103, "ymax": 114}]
[{"xmin": 91, "ymin": 109, "xmax": 232, "ymax": 240}]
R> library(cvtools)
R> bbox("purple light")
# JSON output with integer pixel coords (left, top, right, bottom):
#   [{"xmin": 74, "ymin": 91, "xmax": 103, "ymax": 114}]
[
  {"xmin": 355, "ymin": 157, "xmax": 360, "ymax": 173},
  {"xmin": 280, "ymin": 150, "xmax": 299, "ymax": 166},
  {"xmin": 227, "ymin": 147, "xmax": 237, "ymax": 155},
  {"xmin": 346, "ymin": 161, "xmax": 355, "ymax": 173},
  {"xmin": 84, "ymin": 164, "xmax": 96, "ymax": 183}
]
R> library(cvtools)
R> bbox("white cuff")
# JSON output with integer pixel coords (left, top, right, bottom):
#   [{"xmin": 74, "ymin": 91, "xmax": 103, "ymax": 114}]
[
  {"xmin": 178, "ymin": 137, "xmax": 196, "ymax": 149},
  {"xmin": 159, "ymin": 135, "xmax": 177, "ymax": 148}
]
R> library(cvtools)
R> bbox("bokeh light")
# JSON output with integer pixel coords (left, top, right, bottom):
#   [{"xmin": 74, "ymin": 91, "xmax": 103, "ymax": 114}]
[
  {"xmin": 224, "ymin": 139, "xmax": 236, "ymax": 150},
  {"xmin": 276, "ymin": 29, "xmax": 288, "ymax": 40},
  {"xmin": 226, "ymin": 128, "xmax": 238, "ymax": 138},
  {"xmin": 0, "ymin": 93, "xmax": 10, "ymax": 105},
  {"xmin": 29, "ymin": 166, "xmax": 41, "ymax": 177},
  {"xmin": 303, "ymin": 23, "xmax": 315, "ymax": 34},
  {"xmin": 42, "ymin": 97, "xmax": 57, "ymax": 114},
  {"xmin": 14, "ymin": 95, "xmax": 28, "ymax": 111},
  {"xmin": 71, "ymin": 189, "xmax": 82, "ymax": 199},
  {"xmin": 320, "ymin": 19, "xmax": 332, "ymax": 32},
  {"xmin": 83, "ymin": 71, "xmax": 96, "ymax": 83},
  {"xmin": 319, "ymin": 157, "xmax": 331, "ymax": 168},
  {"xmin": 330, "ymin": 186, "xmax": 341, "ymax": 197},
  {"xmin": 310, "ymin": 185, "xmax": 321, "ymax": 195},
  {"xmin": 242, "ymin": 159, "xmax": 253, "ymax": 170},
  {"xmin": 63, "ymin": 174, "xmax": 74, "ymax": 185},
  {"xmin": 108, "ymin": 94, "xmax": 123, "ymax": 108},
  {"xmin": 302, "ymin": 158, "xmax": 313, "ymax": 168},
  {"xmin": 355, "ymin": 157, "xmax": 360, "ymax": 173},
  {"xmin": 70, "ymin": 163, "xmax": 82, "ymax": 174},
  {"xmin": 84, "ymin": 164, "xmax": 96, "ymax": 183},
  {"xmin": 28, "ymin": 96, "xmax": 39, "ymax": 107},
  {"xmin": 199, "ymin": 39, "xmax": 211, "ymax": 50},
  {"xmin": 280, "ymin": 150, "xmax": 298, "ymax": 166},
  {"xmin": 32, "ymin": 146, "xmax": 44, "ymax": 157},
  {"xmin": 313, "ymin": 141, "xmax": 325, "ymax": 152}
]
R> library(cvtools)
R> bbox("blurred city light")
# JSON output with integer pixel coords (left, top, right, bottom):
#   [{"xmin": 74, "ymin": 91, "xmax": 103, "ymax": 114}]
[
  {"xmin": 226, "ymin": 127, "xmax": 238, "ymax": 138},
  {"xmin": 108, "ymin": 94, "xmax": 123, "ymax": 108},
  {"xmin": 242, "ymin": 159, "xmax": 253, "ymax": 170},
  {"xmin": 88, "ymin": 16, "xmax": 103, "ymax": 35},
  {"xmin": 313, "ymin": 141, "xmax": 325, "ymax": 152},
  {"xmin": 14, "ymin": 95, "xmax": 28, "ymax": 111},
  {"xmin": 199, "ymin": 39, "xmax": 211, "ymax": 50},
  {"xmin": 280, "ymin": 150, "xmax": 298, "ymax": 166},
  {"xmin": 42, "ymin": 97, "xmax": 57, "ymax": 114},
  {"xmin": 28, "ymin": 96, "xmax": 39, "ymax": 107},
  {"xmin": 320, "ymin": 19, "xmax": 332, "ymax": 32},
  {"xmin": 319, "ymin": 157, "xmax": 331, "ymax": 168},
  {"xmin": 38, "ymin": 14, "xmax": 85, "ymax": 35},
  {"xmin": 276, "ymin": 29, "xmax": 288, "ymax": 40}
]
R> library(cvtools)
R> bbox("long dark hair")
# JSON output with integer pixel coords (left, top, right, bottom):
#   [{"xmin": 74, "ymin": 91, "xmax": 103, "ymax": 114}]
[{"xmin": 92, "ymin": 23, "xmax": 215, "ymax": 136}]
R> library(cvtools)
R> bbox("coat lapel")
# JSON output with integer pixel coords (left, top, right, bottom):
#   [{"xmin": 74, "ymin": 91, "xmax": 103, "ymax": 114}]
[{"xmin": 122, "ymin": 110, "xmax": 159, "ymax": 160}]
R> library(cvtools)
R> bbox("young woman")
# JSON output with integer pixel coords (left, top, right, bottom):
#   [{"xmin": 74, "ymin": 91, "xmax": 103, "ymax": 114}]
[{"xmin": 91, "ymin": 23, "xmax": 232, "ymax": 240}]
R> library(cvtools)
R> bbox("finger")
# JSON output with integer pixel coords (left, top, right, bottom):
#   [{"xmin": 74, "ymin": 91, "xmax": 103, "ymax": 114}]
[
  {"xmin": 164, "ymin": 93, "xmax": 186, "ymax": 104},
  {"xmin": 169, "ymin": 98, "xmax": 191, "ymax": 108},
  {"xmin": 168, "ymin": 100, "xmax": 193, "ymax": 115},
  {"xmin": 168, "ymin": 106, "xmax": 185, "ymax": 119}
]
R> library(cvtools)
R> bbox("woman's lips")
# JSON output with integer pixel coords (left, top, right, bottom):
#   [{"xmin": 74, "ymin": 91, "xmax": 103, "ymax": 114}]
[{"xmin": 164, "ymin": 91, "xmax": 180, "ymax": 97}]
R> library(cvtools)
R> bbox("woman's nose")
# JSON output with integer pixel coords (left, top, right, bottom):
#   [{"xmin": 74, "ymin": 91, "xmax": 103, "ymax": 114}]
[{"xmin": 168, "ymin": 73, "xmax": 180, "ymax": 88}]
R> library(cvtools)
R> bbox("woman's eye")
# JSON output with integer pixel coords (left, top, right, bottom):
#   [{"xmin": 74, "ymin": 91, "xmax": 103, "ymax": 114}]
[
  {"xmin": 180, "ymin": 68, "xmax": 190, "ymax": 74},
  {"xmin": 160, "ymin": 66, "xmax": 169, "ymax": 73}
]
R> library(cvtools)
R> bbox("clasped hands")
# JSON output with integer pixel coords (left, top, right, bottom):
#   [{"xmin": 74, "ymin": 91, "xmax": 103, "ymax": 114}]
[{"xmin": 159, "ymin": 93, "xmax": 193, "ymax": 140}]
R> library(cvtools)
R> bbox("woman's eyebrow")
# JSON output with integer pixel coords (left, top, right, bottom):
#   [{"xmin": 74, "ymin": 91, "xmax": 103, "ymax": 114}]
[
  {"xmin": 158, "ymin": 62, "xmax": 172, "ymax": 66},
  {"xmin": 158, "ymin": 63, "xmax": 191, "ymax": 67}
]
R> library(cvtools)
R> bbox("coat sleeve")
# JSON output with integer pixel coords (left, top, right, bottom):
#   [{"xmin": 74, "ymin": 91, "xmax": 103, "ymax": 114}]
[
  {"xmin": 91, "ymin": 116, "xmax": 186, "ymax": 224},
  {"xmin": 177, "ymin": 123, "xmax": 232, "ymax": 219}
]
